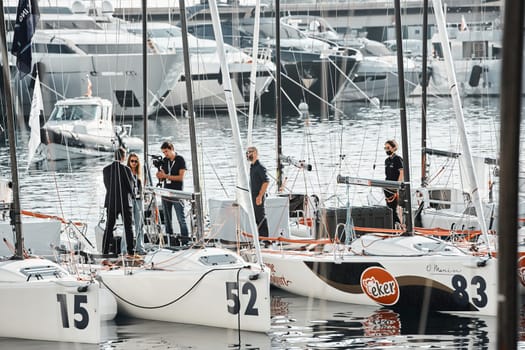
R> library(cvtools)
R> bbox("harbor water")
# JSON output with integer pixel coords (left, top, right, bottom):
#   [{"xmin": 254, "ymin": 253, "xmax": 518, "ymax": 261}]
[{"xmin": 1, "ymin": 96, "xmax": 525, "ymax": 348}]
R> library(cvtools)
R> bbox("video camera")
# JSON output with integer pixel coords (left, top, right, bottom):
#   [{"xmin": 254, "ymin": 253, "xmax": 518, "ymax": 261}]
[
  {"xmin": 150, "ymin": 155, "xmax": 164, "ymax": 187},
  {"xmin": 150, "ymin": 155, "xmax": 164, "ymax": 170}
]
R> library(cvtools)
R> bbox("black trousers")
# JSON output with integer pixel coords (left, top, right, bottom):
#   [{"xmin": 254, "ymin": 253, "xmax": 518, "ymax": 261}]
[
  {"xmin": 384, "ymin": 189, "xmax": 401, "ymax": 227},
  {"xmin": 102, "ymin": 206, "xmax": 134, "ymax": 255},
  {"xmin": 253, "ymin": 200, "xmax": 269, "ymax": 238}
]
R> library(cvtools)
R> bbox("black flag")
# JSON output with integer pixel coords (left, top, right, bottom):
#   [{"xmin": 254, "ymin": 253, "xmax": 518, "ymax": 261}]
[{"xmin": 11, "ymin": 0, "xmax": 40, "ymax": 77}]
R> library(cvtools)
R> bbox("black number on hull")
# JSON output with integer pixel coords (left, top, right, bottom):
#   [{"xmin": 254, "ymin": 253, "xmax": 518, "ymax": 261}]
[
  {"xmin": 451, "ymin": 275, "xmax": 488, "ymax": 308},
  {"xmin": 56, "ymin": 294, "xmax": 90, "ymax": 329},
  {"xmin": 226, "ymin": 281, "xmax": 258, "ymax": 315}
]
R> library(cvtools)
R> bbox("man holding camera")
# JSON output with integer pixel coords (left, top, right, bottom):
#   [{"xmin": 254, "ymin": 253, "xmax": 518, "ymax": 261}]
[{"xmin": 156, "ymin": 141, "xmax": 189, "ymax": 244}]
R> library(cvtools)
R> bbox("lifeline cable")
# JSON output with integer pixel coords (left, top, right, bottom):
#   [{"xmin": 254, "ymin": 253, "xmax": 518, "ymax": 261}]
[{"xmin": 98, "ymin": 266, "xmax": 245, "ymax": 309}]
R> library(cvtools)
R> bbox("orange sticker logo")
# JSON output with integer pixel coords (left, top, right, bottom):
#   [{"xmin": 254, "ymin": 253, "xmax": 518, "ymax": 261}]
[
  {"xmin": 518, "ymin": 256, "xmax": 525, "ymax": 287},
  {"xmin": 361, "ymin": 267, "xmax": 399, "ymax": 306}
]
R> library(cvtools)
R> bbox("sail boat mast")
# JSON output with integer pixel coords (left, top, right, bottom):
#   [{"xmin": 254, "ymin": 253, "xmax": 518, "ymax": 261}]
[
  {"xmin": 275, "ymin": 0, "xmax": 283, "ymax": 190},
  {"xmin": 208, "ymin": 0, "xmax": 264, "ymax": 264},
  {"xmin": 142, "ymin": 0, "xmax": 148, "ymax": 174},
  {"xmin": 0, "ymin": 0, "xmax": 24, "ymax": 259},
  {"xmin": 394, "ymin": 0, "xmax": 414, "ymax": 234},
  {"xmin": 421, "ymin": 0, "xmax": 429, "ymax": 187},
  {"xmin": 179, "ymin": 0, "xmax": 204, "ymax": 240},
  {"xmin": 431, "ymin": 0, "xmax": 491, "ymax": 254}
]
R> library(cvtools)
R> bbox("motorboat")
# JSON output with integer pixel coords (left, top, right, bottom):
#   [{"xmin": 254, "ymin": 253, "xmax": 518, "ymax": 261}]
[
  {"xmin": 187, "ymin": 17, "xmax": 362, "ymax": 112},
  {"xmin": 424, "ymin": 21, "xmax": 525, "ymax": 97},
  {"xmin": 121, "ymin": 22, "xmax": 275, "ymax": 113},
  {"xmin": 281, "ymin": 15, "xmax": 421, "ymax": 103},
  {"xmin": 4, "ymin": 28, "xmax": 184, "ymax": 119},
  {"xmin": 2, "ymin": 0, "xmax": 185, "ymax": 119},
  {"xmin": 40, "ymin": 95, "xmax": 143, "ymax": 160}
]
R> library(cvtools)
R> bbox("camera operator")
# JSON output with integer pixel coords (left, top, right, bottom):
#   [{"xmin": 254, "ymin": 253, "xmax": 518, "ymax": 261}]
[{"xmin": 156, "ymin": 141, "xmax": 189, "ymax": 244}]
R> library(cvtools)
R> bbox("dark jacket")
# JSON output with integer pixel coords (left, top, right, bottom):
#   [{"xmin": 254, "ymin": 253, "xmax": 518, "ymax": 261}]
[{"xmin": 103, "ymin": 161, "xmax": 135, "ymax": 211}]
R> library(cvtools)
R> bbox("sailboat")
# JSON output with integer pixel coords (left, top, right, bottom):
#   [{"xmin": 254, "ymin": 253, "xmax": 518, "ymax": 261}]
[
  {"xmin": 95, "ymin": 0, "xmax": 270, "ymax": 332},
  {"xmin": 241, "ymin": 0, "xmax": 499, "ymax": 317},
  {"xmin": 0, "ymin": 0, "xmax": 117, "ymax": 343},
  {"xmin": 411, "ymin": 1, "xmax": 525, "ymax": 293}
]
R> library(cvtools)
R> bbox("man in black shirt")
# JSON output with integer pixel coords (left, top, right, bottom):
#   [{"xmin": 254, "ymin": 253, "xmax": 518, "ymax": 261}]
[
  {"xmin": 156, "ymin": 141, "xmax": 189, "ymax": 244},
  {"xmin": 247, "ymin": 146, "xmax": 269, "ymax": 238}
]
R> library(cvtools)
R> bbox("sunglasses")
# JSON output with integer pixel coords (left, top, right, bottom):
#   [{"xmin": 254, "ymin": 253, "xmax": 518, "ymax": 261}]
[
  {"xmin": 130, "ymin": 160, "xmax": 138, "ymax": 163},
  {"xmin": 246, "ymin": 151, "xmax": 254, "ymax": 155}
]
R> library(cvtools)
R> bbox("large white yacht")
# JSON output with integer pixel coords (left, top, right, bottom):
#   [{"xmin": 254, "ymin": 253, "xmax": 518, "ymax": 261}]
[
  {"xmin": 3, "ymin": 0, "xmax": 274, "ymax": 117},
  {"xmin": 425, "ymin": 22, "xmax": 525, "ymax": 97},
  {"xmin": 121, "ymin": 22, "xmax": 275, "ymax": 113},
  {"xmin": 282, "ymin": 15, "xmax": 421, "ymax": 103}
]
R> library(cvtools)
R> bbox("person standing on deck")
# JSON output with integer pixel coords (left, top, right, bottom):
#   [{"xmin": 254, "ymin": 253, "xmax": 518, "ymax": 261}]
[
  {"xmin": 384, "ymin": 139, "xmax": 404, "ymax": 228},
  {"xmin": 102, "ymin": 147, "xmax": 135, "ymax": 255},
  {"xmin": 247, "ymin": 146, "xmax": 269, "ymax": 240},
  {"xmin": 156, "ymin": 141, "xmax": 189, "ymax": 245},
  {"xmin": 127, "ymin": 152, "xmax": 146, "ymax": 254}
]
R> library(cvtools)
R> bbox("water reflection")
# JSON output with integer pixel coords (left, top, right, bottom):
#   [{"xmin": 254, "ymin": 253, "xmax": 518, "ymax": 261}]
[{"xmin": 270, "ymin": 289, "xmax": 494, "ymax": 349}]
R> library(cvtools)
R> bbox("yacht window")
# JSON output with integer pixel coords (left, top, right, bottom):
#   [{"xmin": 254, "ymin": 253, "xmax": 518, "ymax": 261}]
[
  {"xmin": 49, "ymin": 105, "xmax": 100, "ymax": 122},
  {"xmin": 33, "ymin": 43, "xmax": 76, "ymax": 54},
  {"xmin": 151, "ymin": 28, "xmax": 181, "ymax": 38},
  {"xmin": 492, "ymin": 45, "xmax": 502, "ymax": 59},
  {"xmin": 47, "ymin": 43, "xmax": 76, "ymax": 54},
  {"xmin": 115, "ymin": 91, "xmax": 140, "ymax": 108},
  {"xmin": 428, "ymin": 189, "xmax": 452, "ymax": 209},
  {"xmin": 433, "ymin": 43, "xmax": 444, "ymax": 59},
  {"xmin": 463, "ymin": 41, "xmax": 487, "ymax": 59},
  {"xmin": 77, "ymin": 44, "xmax": 143, "ymax": 54}
]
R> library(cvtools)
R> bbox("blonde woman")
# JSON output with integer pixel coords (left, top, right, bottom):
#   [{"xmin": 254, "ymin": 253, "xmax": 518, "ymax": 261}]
[{"xmin": 127, "ymin": 153, "xmax": 145, "ymax": 254}]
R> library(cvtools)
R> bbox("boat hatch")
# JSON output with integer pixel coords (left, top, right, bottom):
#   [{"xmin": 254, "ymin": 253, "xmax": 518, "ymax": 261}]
[
  {"xmin": 21, "ymin": 265, "xmax": 64, "ymax": 280},
  {"xmin": 414, "ymin": 241, "xmax": 456, "ymax": 253},
  {"xmin": 199, "ymin": 254, "xmax": 239, "ymax": 266}
]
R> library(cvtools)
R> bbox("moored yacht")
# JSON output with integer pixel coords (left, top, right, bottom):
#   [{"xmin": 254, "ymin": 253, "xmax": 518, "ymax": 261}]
[
  {"xmin": 424, "ymin": 22, "xmax": 525, "ymax": 97},
  {"xmin": 40, "ymin": 95, "xmax": 143, "ymax": 160},
  {"xmin": 282, "ymin": 15, "xmax": 421, "ymax": 103},
  {"xmin": 5, "ymin": 28, "xmax": 184, "ymax": 118},
  {"xmin": 187, "ymin": 16, "xmax": 361, "ymax": 113},
  {"xmin": 121, "ymin": 22, "xmax": 275, "ymax": 113}
]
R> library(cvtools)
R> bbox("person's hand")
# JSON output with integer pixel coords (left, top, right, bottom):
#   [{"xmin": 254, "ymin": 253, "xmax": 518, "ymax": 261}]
[
  {"xmin": 156, "ymin": 170, "xmax": 165, "ymax": 179},
  {"xmin": 256, "ymin": 195, "xmax": 262, "ymax": 206}
]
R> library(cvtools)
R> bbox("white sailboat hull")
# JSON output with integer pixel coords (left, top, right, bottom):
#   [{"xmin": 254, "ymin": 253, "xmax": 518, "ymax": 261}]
[
  {"xmin": 260, "ymin": 235, "xmax": 497, "ymax": 316},
  {"xmin": 98, "ymin": 248, "xmax": 271, "ymax": 332},
  {"xmin": 0, "ymin": 258, "xmax": 117, "ymax": 343}
]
